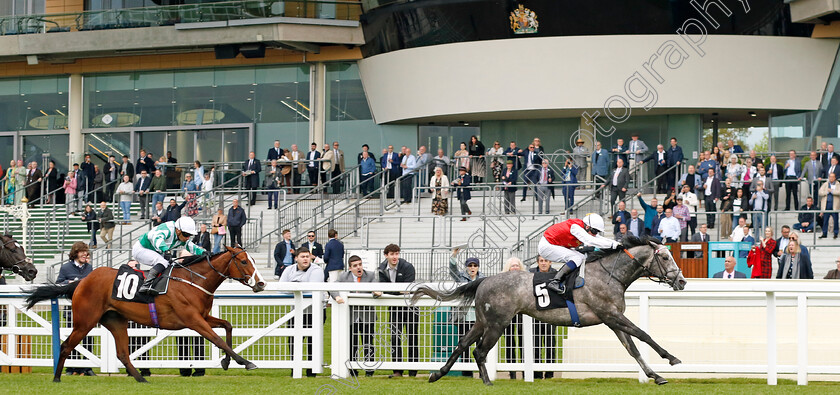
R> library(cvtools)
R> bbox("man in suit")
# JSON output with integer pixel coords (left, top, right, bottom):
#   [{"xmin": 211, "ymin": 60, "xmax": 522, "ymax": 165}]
[
  {"xmin": 80, "ymin": 154, "xmax": 95, "ymax": 190},
  {"xmin": 677, "ymin": 165, "xmax": 701, "ymax": 194},
  {"xmin": 713, "ymin": 256, "xmax": 747, "ymax": 278},
  {"xmin": 627, "ymin": 134, "xmax": 648, "ymax": 173},
  {"xmin": 819, "ymin": 172, "xmax": 840, "ymax": 239},
  {"xmin": 453, "ymin": 166, "xmax": 472, "ymax": 221},
  {"xmin": 802, "ymin": 151, "xmax": 824, "ymax": 205},
  {"xmin": 134, "ymin": 170, "xmax": 151, "ymax": 220},
  {"xmin": 690, "ymin": 223, "xmax": 710, "ymax": 258},
  {"xmin": 330, "ymin": 141, "xmax": 345, "ymax": 194},
  {"xmin": 288, "ymin": 144, "xmax": 304, "ymax": 194},
  {"xmin": 627, "ymin": 209, "xmax": 644, "ymax": 238},
  {"xmin": 609, "ymin": 158, "xmax": 629, "ymax": 208},
  {"xmin": 121, "ymin": 155, "xmax": 135, "ymax": 182},
  {"xmin": 267, "ymin": 140, "xmax": 284, "ymax": 161},
  {"xmin": 823, "ymin": 258, "xmax": 840, "ymax": 279},
  {"xmin": 591, "ymin": 141, "xmax": 610, "ymax": 188},
  {"xmin": 641, "ymin": 144, "xmax": 668, "ymax": 193},
  {"xmin": 26, "ymin": 161, "xmax": 42, "ymax": 207},
  {"xmin": 241, "ymin": 151, "xmax": 261, "ymax": 206},
  {"xmin": 793, "ymin": 197, "xmax": 818, "ymax": 233},
  {"xmin": 503, "ymin": 141, "xmax": 523, "ymax": 170},
  {"xmin": 727, "ymin": 140, "xmax": 744, "ymax": 154},
  {"xmin": 559, "ymin": 159, "xmax": 576, "ymax": 211},
  {"xmin": 192, "ymin": 224, "xmax": 212, "ymax": 251},
  {"xmin": 698, "ymin": 168, "xmax": 721, "ymax": 229},
  {"xmin": 535, "ymin": 159, "xmax": 554, "ymax": 215},
  {"xmin": 306, "ymin": 142, "xmax": 321, "ymax": 187},
  {"xmin": 378, "ymin": 244, "xmax": 418, "ymax": 378},
  {"xmin": 611, "ymin": 138, "xmax": 629, "ymax": 169},
  {"xmin": 273, "ymin": 229, "xmax": 296, "ymax": 279},
  {"xmin": 572, "ymin": 138, "xmax": 589, "ymax": 184},
  {"xmin": 650, "ymin": 204, "xmax": 666, "ymax": 240},
  {"xmin": 764, "ymin": 155, "xmax": 784, "ymax": 210},
  {"xmin": 300, "ymin": 231, "xmax": 324, "ymax": 260},
  {"xmin": 821, "ymin": 143, "xmax": 840, "ymax": 173},
  {"xmin": 519, "ymin": 143, "xmax": 540, "ymax": 201},
  {"xmin": 612, "ymin": 200, "xmax": 630, "ymax": 238},
  {"xmin": 665, "ymin": 137, "xmax": 684, "ymax": 191},
  {"xmin": 826, "ymin": 156, "xmax": 840, "ymax": 180},
  {"xmin": 782, "ymin": 150, "xmax": 802, "ymax": 211},
  {"xmin": 381, "ymin": 145, "xmax": 401, "ymax": 198},
  {"xmin": 150, "ymin": 201, "xmax": 166, "ymax": 227},
  {"xmin": 323, "ymin": 229, "xmax": 345, "ymax": 281},
  {"xmin": 103, "ymin": 155, "xmax": 120, "ymax": 203},
  {"xmin": 328, "ymin": 255, "xmax": 381, "ymax": 377},
  {"xmin": 501, "ymin": 160, "xmax": 517, "ymax": 214}
]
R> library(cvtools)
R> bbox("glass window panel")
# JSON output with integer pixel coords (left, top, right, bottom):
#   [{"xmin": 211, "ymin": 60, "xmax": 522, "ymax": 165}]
[
  {"xmin": 214, "ymin": 69, "xmax": 255, "ymax": 86},
  {"xmin": 84, "ymin": 132, "xmax": 131, "ymax": 169},
  {"xmin": 196, "ymin": 129, "xmax": 223, "ymax": 163},
  {"xmin": 93, "ymin": 74, "xmax": 135, "ymax": 92},
  {"xmin": 223, "ymin": 129, "xmax": 248, "ymax": 162},
  {"xmin": 175, "ymin": 70, "xmax": 214, "ymax": 88},
  {"xmin": 22, "ymin": 134, "xmax": 70, "ymax": 172},
  {"xmin": 168, "ymin": 130, "xmax": 194, "ymax": 164},
  {"xmin": 137, "ymin": 71, "xmax": 174, "ymax": 90},
  {"xmin": 0, "ymin": 136, "xmax": 14, "ymax": 169},
  {"xmin": 0, "ymin": 76, "xmax": 67, "ymax": 131}
]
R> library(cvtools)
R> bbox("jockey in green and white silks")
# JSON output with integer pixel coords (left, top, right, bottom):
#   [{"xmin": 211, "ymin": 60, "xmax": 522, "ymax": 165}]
[{"xmin": 133, "ymin": 216, "xmax": 205, "ymax": 295}]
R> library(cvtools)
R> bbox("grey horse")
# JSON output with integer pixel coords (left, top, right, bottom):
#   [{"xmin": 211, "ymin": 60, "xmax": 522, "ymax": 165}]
[{"xmin": 412, "ymin": 235, "xmax": 687, "ymax": 385}]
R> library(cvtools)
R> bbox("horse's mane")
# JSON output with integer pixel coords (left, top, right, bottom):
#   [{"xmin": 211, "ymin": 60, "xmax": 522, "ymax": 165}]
[
  {"xmin": 585, "ymin": 235, "xmax": 660, "ymax": 263},
  {"xmin": 178, "ymin": 251, "xmax": 228, "ymax": 267}
]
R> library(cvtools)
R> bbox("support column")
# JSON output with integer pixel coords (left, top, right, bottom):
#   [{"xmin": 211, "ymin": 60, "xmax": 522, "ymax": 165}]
[
  {"xmin": 309, "ymin": 62, "xmax": 326, "ymax": 149},
  {"xmin": 68, "ymin": 74, "xmax": 84, "ymax": 165}
]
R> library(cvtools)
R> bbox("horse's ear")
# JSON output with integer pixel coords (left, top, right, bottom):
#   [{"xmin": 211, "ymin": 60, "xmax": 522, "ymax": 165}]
[
  {"xmin": 3, "ymin": 234, "xmax": 11, "ymax": 239},
  {"xmin": 648, "ymin": 240, "xmax": 659, "ymax": 249}
]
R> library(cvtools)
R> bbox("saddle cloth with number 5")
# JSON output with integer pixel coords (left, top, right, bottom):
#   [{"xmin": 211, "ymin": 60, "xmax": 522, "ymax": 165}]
[
  {"xmin": 532, "ymin": 269, "xmax": 582, "ymax": 311},
  {"xmin": 111, "ymin": 264, "xmax": 172, "ymax": 303}
]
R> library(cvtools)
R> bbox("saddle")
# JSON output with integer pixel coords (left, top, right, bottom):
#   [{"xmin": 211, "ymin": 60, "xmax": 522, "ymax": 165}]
[
  {"xmin": 532, "ymin": 268, "xmax": 586, "ymax": 326},
  {"xmin": 111, "ymin": 264, "xmax": 173, "ymax": 303}
]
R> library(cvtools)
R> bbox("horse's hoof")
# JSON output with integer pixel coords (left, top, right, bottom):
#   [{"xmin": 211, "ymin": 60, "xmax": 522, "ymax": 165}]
[
  {"xmin": 429, "ymin": 372, "xmax": 442, "ymax": 383},
  {"xmin": 245, "ymin": 362, "xmax": 257, "ymax": 370},
  {"xmin": 483, "ymin": 380, "xmax": 494, "ymax": 386},
  {"xmin": 221, "ymin": 357, "xmax": 230, "ymax": 370},
  {"xmin": 53, "ymin": 378, "xmax": 61, "ymax": 383},
  {"xmin": 136, "ymin": 376, "xmax": 148, "ymax": 383},
  {"xmin": 655, "ymin": 377, "xmax": 668, "ymax": 385},
  {"xmin": 669, "ymin": 357, "xmax": 682, "ymax": 366}
]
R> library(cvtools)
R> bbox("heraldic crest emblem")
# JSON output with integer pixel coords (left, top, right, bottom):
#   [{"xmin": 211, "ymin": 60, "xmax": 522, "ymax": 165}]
[{"xmin": 510, "ymin": 4, "xmax": 538, "ymax": 34}]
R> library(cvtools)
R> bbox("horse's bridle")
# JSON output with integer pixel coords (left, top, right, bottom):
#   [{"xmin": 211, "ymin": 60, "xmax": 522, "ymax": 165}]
[
  {"xmin": 199, "ymin": 249, "xmax": 254, "ymax": 285},
  {"xmin": 0, "ymin": 236, "xmax": 31, "ymax": 275},
  {"xmin": 624, "ymin": 245, "xmax": 682, "ymax": 288}
]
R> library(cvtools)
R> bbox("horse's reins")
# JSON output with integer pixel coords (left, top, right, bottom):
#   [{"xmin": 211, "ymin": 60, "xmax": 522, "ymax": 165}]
[
  {"xmin": 166, "ymin": 250, "xmax": 254, "ymax": 295},
  {"xmin": 0, "ymin": 236, "xmax": 31, "ymax": 275},
  {"xmin": 599, "ymin": 246, "xmax": 681, "ymax": 288}
]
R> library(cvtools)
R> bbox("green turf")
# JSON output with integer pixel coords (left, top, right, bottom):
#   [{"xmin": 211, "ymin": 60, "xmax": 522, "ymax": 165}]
[{"xmin": 2, "ymin": 372, "xmax": 836, "ymax": 395}]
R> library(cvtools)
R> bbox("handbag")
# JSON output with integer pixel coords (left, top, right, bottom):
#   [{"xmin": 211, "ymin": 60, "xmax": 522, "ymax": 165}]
[{"xmin": 218, "ymin": 224, "xmax": 227, "ymax": 235}]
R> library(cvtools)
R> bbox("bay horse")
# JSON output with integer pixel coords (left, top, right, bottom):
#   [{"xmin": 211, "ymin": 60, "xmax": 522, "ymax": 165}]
[
  {"xmin": 412, "ymin": 236, "xmax": 687, "ymax": 385},
  {"xmin": 24, "ymin": 246, "xmax": 266, "ymax": 382},
  {"xmin": 0, "ymin": 234, "xmax": 37, "ymax": 281}
]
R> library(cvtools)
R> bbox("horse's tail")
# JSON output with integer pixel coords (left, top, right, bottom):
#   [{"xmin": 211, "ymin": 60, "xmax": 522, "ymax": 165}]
[
  {"xmin": 411, "ymin": 277, "xmax": 488, "ymax": 310},
  {"xmin": 24, "ymin": 281, "xmax": 80, "ymax": 310}
]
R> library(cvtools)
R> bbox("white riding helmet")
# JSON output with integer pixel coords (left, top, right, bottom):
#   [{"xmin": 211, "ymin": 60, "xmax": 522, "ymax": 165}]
[
  {"xmin": 174, "ymin": 216, "xmax": 198, "ymax": 235},
  {"xmin": 582, "ymin": 213, "xmax": 606, "ymax": 233}
]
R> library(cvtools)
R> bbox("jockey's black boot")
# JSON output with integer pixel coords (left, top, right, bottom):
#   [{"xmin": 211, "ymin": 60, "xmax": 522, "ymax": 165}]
[
  {"xmin": 545, "ymin": 264, "xmax": 574, "ymax": 294},
  {"xmin": 139, "ymin": 263, "xmax": 166, "ymax": 296}
]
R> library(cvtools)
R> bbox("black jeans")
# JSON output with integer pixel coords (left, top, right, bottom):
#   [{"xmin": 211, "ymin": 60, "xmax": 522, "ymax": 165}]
[
  {"xmin": 704, "ymin": 196, "xmax": 717, "ymax": 228},
  {"xmin": 785, "ymin": 176, "xmax": 799, "ymax": 210},
  {"xmin": 228, "ymin": 225, "xmax": 243, "ymax": 247},
  {"xmin": 400, "ymin": 174, "xmax": 415, "ymax": 203}
]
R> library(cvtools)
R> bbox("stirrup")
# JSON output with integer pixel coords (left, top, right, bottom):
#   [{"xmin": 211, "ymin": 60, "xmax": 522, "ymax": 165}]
[{"xmin": 138, "ymin": 279, "xmax": 158, "ymax": 295}]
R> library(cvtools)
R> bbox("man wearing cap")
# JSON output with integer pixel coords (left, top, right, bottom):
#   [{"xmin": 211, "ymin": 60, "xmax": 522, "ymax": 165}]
[
  {"xmin": 501, "ymin": 159, "xmax": 518, "ymax": 214},
  {"xmin": 572, "ymin": 138, "xmax": 589, "ymax": 186},
  {"xmin": 672, "ymin": 195, "xmax": 690, "ymax": 241},
  {"xmin": 539, "ymin": 213, "xmax": 621, "ymax": 294},
  {"xmin": 448, "ymin": 248, "xmax": 484, "ymax": 377},
  {"xmin": 452, "ymin": 166, "xmax": 472, "ymax": 221}
]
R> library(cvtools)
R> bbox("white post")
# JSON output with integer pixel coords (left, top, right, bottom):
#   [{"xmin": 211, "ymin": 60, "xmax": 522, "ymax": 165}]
[
  {"xmin": 797, "ymin": 294, "xmax": 808, "ymax": 385},
  {"xmin": 293, "ymin": 291, "xmax": 303, "ymax": 379},
  {"xmin": 330, "ymin": 293, "xmax": 351, "ymax": 379},
  {"xmin": 638, "ymin": 293, "xmax": 650, "ymax": 383},
  {"xmin": 522, "ymin": 314, "xmax": 534, "ymax": 382},
  {"xmin": 101, "ymin": 328, "xmax": 119, "ymax": 373},
  {"xmin": 211, "ymin": 303, "xmax": 221, "ymax": 361},
  {"xmin": 312, "ymin": 291, "xmax": 324, "ymax": 374},
  {"xmin": 766, "ymin": 292, "xmax": 777, "ymax": 385}
]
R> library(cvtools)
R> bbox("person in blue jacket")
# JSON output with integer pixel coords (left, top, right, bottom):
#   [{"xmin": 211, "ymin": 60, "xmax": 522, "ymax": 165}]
[{"xmin": 323, "ymin": 229, "xmax": 345, "ymax": 281}]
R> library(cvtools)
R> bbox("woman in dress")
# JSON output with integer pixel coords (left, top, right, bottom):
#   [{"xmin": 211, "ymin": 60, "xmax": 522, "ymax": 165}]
[
  {"xmin": 429, "ymin": 167, "xmax": 450, "ymax": 216},
  {"xmin": 3, "ymin": 160, "xmax": 15, "ymax": 205},
  {"xmin": 750, "ymin": 227, "xmax": 776, "ymax": 279},
  {"xmin": 200, "ymin": 167, "xmax": 215, "ymax": 209},
  {"xmin": 486, "ymin": 141, "xmax": 505, "ymax": 182},
  {"xmin": 14, "ymin": 160, "xmax": 25, "ymax": 205},
  {"xmin": 182, "ymin": 173, "xmax": 199, "ymax": 217},
  {"xmin": 116, "ymin": 175, "xmax": 134, "ymax": 223},
  {"xmin": 726, "ymin": 154, "xmax": 743, "ymax": 189},
  {"xmin": 468, "ymin": 135, "xmax": 486, "ymax": 183},
  {"xmin": 454, "ymin": 142, "xmax": 470, "ymax": 174}
]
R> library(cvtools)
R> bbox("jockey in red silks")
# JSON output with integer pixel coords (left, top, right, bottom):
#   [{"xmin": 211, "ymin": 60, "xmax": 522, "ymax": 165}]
[{"xmin": 540, "ymin": 213, "xmax": 620, "ymax": 294}]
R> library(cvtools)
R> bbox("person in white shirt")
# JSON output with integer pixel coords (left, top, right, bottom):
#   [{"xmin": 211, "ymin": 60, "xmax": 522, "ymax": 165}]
[
  {"xmin": 730, "ymin": 217, "xmax": 751, "ymax": 242},
  {"xmin": 658, "ymin": 208, "xmax": 681, "ymax": 243},
  {"xmin": 750, "ymin": 180, "xmax": 770, "ymax": 229}
]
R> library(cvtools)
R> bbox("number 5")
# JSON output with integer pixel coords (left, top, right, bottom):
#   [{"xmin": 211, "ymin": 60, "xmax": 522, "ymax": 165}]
[{"xmin": 535, "ymin": 283, "xmax": 549, "ymax": 308}]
